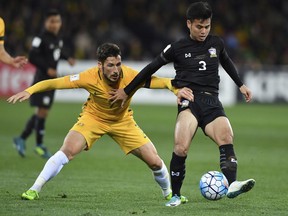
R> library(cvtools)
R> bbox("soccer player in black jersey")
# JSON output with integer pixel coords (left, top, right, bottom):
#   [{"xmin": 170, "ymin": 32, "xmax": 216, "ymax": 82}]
[
  {"xmin": 13, "ymin": 9, "xmax": 75, "ymax": 159},
  {"xmin": 110, "ymin": 1, "xmax": 255, "ymax": 207}
]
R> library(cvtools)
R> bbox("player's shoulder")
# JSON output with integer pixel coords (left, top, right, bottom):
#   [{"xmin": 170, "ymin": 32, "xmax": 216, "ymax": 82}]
[
  {"xmin": 75, "ymin": 66, "xmax": 100, "ymax": 83},
  {"xmin": 170, "ymin": 36, "xmax": 194, "ymax": 49},
  {"xmin": 81, "ymin": 66, "xmax": 99, "ymax": 76},
  {"xmin": 31, "ymin": 30, "xmax": 46, "ymax": 44},
  {"xmin": 31, "ymin": 34, "xmax": 43, "ymax": 47},
  {"xmin": 121, "ymin": 64, "xmax": 138, "ymax": 74},
  {"xmin": 0, "ymin": 17, "xmax": 4, "ymax": 25},
  {"xmin": 208, "ymin": 35, "xmax": 224, "ymax": 44},
  {"xmin": 121, "ymin": 64, "xmax": 137, "ymax": 72},
  {"xmin": 121, "ymin": 64, "xmax": 139, "ymax": 79}
]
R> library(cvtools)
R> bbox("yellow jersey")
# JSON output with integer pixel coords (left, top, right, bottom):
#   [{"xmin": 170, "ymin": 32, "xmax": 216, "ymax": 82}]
[
  {"xmin": 0, "ymin": 17, "xmax": 5, "ymax": 44},
  {"xmin": 26, "ymin": 64, "xmax": 177, "ymax": 122}
]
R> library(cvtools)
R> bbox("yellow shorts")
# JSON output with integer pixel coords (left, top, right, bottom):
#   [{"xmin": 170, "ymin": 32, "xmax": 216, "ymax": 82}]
[{"xmin": 70, "ymin": 112, "xmax": 151, "ymax": 154}]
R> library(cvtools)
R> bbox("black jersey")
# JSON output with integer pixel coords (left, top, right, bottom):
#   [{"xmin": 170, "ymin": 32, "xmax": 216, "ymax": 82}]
[
  {"xmin": 162, "ymin": 35, "xmax": 243, "ymax": 93},
  {"xmin": 29, "ymin": 30, "xmax": 69, "ymax": 85},
  {"xmin": 124, "ymin": 35, "xmax": 243, "ymax": 95}
]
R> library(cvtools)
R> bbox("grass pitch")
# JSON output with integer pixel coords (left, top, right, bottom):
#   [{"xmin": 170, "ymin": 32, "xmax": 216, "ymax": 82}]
[{"xmin": 0, "ymin": 99, "xmax": 287, "ymax": 216}]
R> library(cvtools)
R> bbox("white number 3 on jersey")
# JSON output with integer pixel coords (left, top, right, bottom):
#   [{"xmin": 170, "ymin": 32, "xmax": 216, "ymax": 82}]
[{"xmin": 199, "ymin": 60, "xmax": 206, "ymax": 71}]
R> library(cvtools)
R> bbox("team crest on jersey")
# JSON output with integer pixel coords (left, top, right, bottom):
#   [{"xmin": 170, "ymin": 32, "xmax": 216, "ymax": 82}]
[
  {"xmin": 208, "ymin": 47, "xmax": 217, "ymax": 58},
  {"xmin": 70, "ymin": 74, "xmax": 80, "ymax": 81}
]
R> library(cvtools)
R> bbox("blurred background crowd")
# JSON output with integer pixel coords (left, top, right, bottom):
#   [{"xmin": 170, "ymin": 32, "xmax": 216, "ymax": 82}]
[{"xmin": 1, "ymin": 0, "xmax": 288, "ymax": 66}]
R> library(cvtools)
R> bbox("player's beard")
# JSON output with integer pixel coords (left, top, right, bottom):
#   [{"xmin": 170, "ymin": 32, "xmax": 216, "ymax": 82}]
[{"xmin": 102, "ymin": 66, "xmax": 120, "ymax": 86}]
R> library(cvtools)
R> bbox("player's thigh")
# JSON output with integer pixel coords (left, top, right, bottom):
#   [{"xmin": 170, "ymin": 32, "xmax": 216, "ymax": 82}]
[
  {"xmin": 174, "ymin": 109, "xmax": 198, "ymax": 156},
  {"xmin": 110, "ymin": 117, "xmax": 151, "ymax": 155},
  {"xmin": 69, "ymin": 113, "xmax": 108, "ymax": 151},
  {"xmin": 204, "ymin": 116, "xmax": 234, "ymax": 145}
]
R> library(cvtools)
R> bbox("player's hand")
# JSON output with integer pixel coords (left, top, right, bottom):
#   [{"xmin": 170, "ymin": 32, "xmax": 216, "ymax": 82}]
[
  {"xmin": 239, "ymin": 84, "xmax": 252, "ymax": 102},
  {"xmin": 68, "ymin": 57, "xmax": 76, "ymax": 66},
  {"xmin": 109, "ymin": 88, "xmax": 128, "ymax": 108},
  {"xmin": 11, "ymin": 56, "xmax": 28, "ymax": 68},
  {"xmin": 7, "ymin": 91, "xmax": 31, "ymax": 104},
  {"xmin": 47, "ymin": 68, "xmax": 57, "ymax": 78},
  {"xmin": 177, "ymin": 87, "xmax": 194, "ymax": 105}
]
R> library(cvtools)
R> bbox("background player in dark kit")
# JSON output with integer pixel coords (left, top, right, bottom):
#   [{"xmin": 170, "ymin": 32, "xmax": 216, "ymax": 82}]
[{"xmin": 13, "ymin": 9, "xmax": 75, "ymax": 159}]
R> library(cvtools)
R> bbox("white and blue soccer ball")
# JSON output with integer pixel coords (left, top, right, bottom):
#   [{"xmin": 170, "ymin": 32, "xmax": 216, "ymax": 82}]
[{"xmin": 199, "ymin": 171, "xmax": 229, "ymax": 200}]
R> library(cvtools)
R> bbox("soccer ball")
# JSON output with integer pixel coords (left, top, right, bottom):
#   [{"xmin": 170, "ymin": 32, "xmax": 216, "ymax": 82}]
[{"xmin": 199, "ymin": 171, "xmax": 229, "ymax": 200}]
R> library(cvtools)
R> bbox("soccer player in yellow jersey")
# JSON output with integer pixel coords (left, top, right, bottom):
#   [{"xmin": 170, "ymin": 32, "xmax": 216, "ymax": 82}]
[
  {"xmin": 0, "ymin": 17, "xmax": 27, "ymax": 68},
  {"xmin": 8, "ymin": 43, "xmax": 192, "ymax": 201}
]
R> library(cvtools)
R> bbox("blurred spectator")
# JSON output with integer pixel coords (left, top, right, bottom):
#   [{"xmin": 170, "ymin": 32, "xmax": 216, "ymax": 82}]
[{"xmin": 1, "ymin": 0, "xmax": 288, "ymax": 65}]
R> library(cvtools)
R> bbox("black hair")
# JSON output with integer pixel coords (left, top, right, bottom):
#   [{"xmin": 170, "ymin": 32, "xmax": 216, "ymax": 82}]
[
  {"xmin": 45, "ymin": 9, "xmax": 61, "ymax": 19},
  {"xmin": 97, "ymin": 43, "xmax": 121, "ymax": 63},
  {"xmin": 186, "ymin": 1, "xmax": 212, "ymax": 21}
]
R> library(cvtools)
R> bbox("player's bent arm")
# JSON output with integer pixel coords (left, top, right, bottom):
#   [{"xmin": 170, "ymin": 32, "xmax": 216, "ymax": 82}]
[
  {"xmin": 145, "ymin": 76, "xmax": 179, "ymax": 95},
  {"xmin": 7, "ymin": 76, "xmax": 74, "ymax": 104},
  {"xmin": 7, "ymin": 91, "xmax": 31, "ymax": 104},
  {"xmin": 0, "ymin": 44, "xmax": 15, "ymax": 65},
  {"xmin": 7, "ymin": 75, "xmax": 84, "ymax": 104},
  {"xmin": 124, "ymin": 55, "xmax": 166, "ymax": 95},
  {"xmin": 146, "ymin": 77, "xmax": 194, "ymax": 103}
]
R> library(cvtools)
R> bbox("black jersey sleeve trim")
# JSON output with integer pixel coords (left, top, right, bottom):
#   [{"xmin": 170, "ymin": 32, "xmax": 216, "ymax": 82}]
[
  {"xmin": 124, "ymin": 55, "xmax": 166, "ymax": 95},
  {"xmin": 0, "ymin": 36, "xmax": 4, "ymax": 41}
]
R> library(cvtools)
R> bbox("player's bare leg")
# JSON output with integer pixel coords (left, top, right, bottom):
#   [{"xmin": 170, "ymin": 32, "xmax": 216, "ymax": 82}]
[
  {"xmin": 131, "ymin": 142, "xmax": 172, "ymax": 200},
  {"xmin": 21, "ymin": 131, "xmax": 86, "ymax": 200},
  {"xmin": 205, "ymin": 117, "xmax": 255, "ymax": 198},
  {"xmin": 166, "ymin": 109, "xmax": 196, "ymax": 207}
]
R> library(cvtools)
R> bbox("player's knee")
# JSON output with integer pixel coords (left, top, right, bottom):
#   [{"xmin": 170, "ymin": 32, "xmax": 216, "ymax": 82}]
[
  {"xmin": 174, "ymin": 143, "xmax": 189, "ymax": 157},
  {"xmin": 60, "ymin": 149, "xmax": 74, "ymax": 161},
  {"xmin": 148, "ymin": 157, "xmax": 162, "ymax": 171},
  {"xmin": 60, "ymin": 145, "xmax": 76, "ymax": 161},
  {"xmin": 217, "ymin": 132, "xmax": 233, "ymax": 144}
]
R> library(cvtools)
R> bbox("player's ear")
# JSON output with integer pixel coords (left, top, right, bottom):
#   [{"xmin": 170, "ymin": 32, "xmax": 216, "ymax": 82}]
[
  {"xmin": 97, "ymin": 61, "xmax": 102, "ymax": 68},
  {"xmin": 187, "ymin": 19, "xmax": 192, "ymax": 29}
]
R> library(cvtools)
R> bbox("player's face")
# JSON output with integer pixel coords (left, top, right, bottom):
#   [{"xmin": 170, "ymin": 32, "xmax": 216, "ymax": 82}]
[
  {"xmin": 45, "ymin": 15, "xmax": 62, "ymax": 35},
  {"xmin": 187, "ymin": 18, "xmax": 211, "ymax": 42},
  {"xmin": 99, "ymin": 55, "xmax": 122, "ymax": 85}
]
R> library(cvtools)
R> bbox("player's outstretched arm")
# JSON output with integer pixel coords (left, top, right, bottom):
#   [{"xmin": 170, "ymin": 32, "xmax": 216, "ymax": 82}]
[{"xmin": 7, "ymin": 91, "xmax": 31, "ymax": 104}]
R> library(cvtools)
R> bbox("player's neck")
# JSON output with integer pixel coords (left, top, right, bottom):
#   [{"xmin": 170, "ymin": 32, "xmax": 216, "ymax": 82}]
[{"xmin": 103, "ymin": 76, "xmax": 120, "ymax": 88}]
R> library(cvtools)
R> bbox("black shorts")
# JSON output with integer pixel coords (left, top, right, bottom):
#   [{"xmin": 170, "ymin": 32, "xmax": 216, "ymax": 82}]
[
  {"xmin": 178, "ymin": 91, "xmax": 226, "ymax": 132},
  {"xmin": 29, "ymin": 90, "xmax": 55, "ymax": 109}
]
